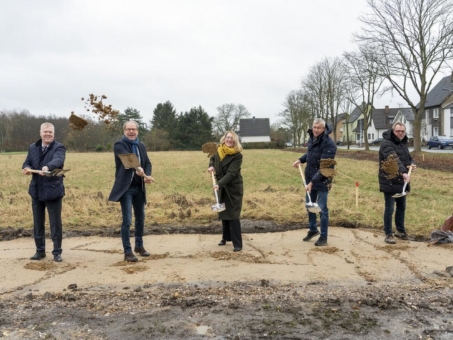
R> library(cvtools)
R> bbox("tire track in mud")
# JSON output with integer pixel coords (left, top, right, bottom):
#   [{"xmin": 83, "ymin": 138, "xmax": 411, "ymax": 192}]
[
  {"xmin": 0, "ymin": 262, "xmax": 77, "ymax": 296},
  {"xmin": 71, "ymin": 241, "xmax": 123, "ymax": 254},
  {"xmin": 350, "ymin": 229, "xmax": 428, "ymax": 283}
]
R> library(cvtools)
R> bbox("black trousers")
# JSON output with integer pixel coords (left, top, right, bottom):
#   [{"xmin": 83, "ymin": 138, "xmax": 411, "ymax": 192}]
[
  {"xmin": 222, "ymin": 219, "xmax": 242, "ymax": 248},
  {"xmin": 31, "ymin": 197, "xmax": 63, "ymax": 256}
]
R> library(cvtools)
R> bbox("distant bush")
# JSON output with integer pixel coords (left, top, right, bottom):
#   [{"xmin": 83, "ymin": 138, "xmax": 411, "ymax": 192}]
[{"xmin": 242, "ymin": 142, "xmax": 284, "ymax": 149}]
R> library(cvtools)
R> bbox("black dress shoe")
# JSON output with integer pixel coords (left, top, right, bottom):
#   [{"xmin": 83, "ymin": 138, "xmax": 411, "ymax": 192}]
[
  {"xmin": 54, "ymin": 255, "xmax": 62, "ymax": 262},
  {"xmin": 218, "ymin": 240, "xmax": 226, "ymax": 246},
  {"xmin": 134, "ymin": 247, "xmax": 150, "ymax": 256},
  {"xmin": 124, "ymin": 253, "xmax": 138, "ymax": 262},
  {"xmin": 30, "ymin": 252, "xmax": 46, "ymax": 260},
  {"xmin": 233, "ymin": 247, "xmax": 242, "ymax": 252}
]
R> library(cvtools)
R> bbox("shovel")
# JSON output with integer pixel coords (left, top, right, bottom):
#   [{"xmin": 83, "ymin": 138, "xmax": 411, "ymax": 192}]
[
  {"xmin": 298, "ymin": 164, "xmax": 321, "ymax": 213},
  {"xmin": 26, "ymin": 169, "xmax": 70, "ymax": 177},
  {"xmin": 118, "ymin": 153, "xmax": 154, "ymax": 182},
  {"xmin": 210, "ymin": 172, "xmax": 226, "ymax": 213},
  {"xmin": 392, "ymin": 165, "xmax": 413, "ymax": 198}
]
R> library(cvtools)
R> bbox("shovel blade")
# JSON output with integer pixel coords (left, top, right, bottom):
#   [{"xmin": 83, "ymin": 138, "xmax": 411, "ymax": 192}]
[
  {"xmin": 392, "ymin": 192, "xmax": 406, "ymax": 198},
  {"xmin": 211, "ymin": 203, "xmax": 226, "ymax": 212},
  {"xmin": 118, "ymin": 153, "xmax": 140, "ymax": 169},
  {"xmin": 306, "ymin": 203, "xmax": 321, "ymax": 213},
  {"xmin": 307, "ymin": 206, "xmax": 321, "ymax": 213},
  {"xmin": 50, "ymin": 169, "xmax": 70, "ymax": 177}
]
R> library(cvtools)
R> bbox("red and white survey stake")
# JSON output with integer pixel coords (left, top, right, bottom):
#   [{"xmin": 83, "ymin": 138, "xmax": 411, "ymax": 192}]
[{"xmin": 356, "ymin": 182, "xmax": 359, "ymax": 208}]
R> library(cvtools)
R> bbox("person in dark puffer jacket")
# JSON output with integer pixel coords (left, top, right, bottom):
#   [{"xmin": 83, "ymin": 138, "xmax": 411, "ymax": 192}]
[
  {"xmin": 292, "ymin": 118, "xmax": 337, "ymax": 247},
  {"xmin": 379, "ymin": 122, "xmax": 416, "ymax": 244},
  {"xmin": 22, "ymin": 122, "xmax": 66, "ymax": 262}
]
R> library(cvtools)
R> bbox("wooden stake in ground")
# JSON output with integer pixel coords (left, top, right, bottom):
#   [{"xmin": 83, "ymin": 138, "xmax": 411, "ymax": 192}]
[{"xmin": 356, "ymin": 182, "xmax": 359, "ymax": 209}]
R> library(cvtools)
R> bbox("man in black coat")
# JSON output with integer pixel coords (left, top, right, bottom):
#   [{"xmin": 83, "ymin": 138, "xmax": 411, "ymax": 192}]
[
  {"xmin": 22, "ymin": 122, "xmax": 66, "ymax": 262},
  {"xmin": 108, "ymin": 121, "xmax": 153, "ymax": 262},
  {"xmin": 378, "ymin": 122, "xmax": 416, "ymax": 244},
  {"xmin": 293, "ymin": 118, "xmax": 337, "ymax": 246}
]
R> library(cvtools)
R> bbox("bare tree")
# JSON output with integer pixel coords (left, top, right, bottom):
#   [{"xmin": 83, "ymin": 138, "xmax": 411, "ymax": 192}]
[
  {"xmin": 303, "ymin": 62, "xmax": 327, "ymax": 121},
  {"xmin": 344, "ymin": 44, "xmax": 386, "ymax": 149},
  {"xmin": 212, "ymin": 103, "xmax": 251, "ymax": 136},
  {"xmin": 303, "ymin": 57, "xmax": 348, "ymax": 140},
  {"xmin": 278, "ymin": 90, "xmax": 312, "ymax": 146},
  {"xmin": 355, "ymin": 0, "xmax": 453, "ymax": 151}
]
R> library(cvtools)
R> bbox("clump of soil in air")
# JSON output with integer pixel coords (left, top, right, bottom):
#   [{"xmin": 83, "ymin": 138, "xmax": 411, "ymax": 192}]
[
  {"xmin": 381, "ymin": 154, "xmax": 400, "ymax": 179},
  {"xmin": 69, "ymin": 94, "xmax": 120, "ymax": 130},
  {"xmin": 69, "ymin": 112, "xmax": 88, "ymax": 130},
  {"xmin": 202, "ymin": 142, "xmax": 218, "ymax": 157},
  {"xmin": 320, "ymin": 159, "xmax": 337, "ymax": 178}
]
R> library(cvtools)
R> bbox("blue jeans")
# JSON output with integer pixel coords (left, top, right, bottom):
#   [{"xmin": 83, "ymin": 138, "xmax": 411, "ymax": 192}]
[
  {"xmin": 307, "ymin": 190, "xmax": 329, "ymax": 239},
  {"xmin": 119, "ymin": 186, "xmax": 146, "ymax": 254},
  {"xmin": 383, "ymin": 193, "xmax": 406, "ymax": 236}
]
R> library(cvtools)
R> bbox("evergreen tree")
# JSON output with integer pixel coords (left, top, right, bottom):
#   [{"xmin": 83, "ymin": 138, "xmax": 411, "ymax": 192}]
[
  {"xmin": 151, "ymin": 101, "xmax": 177, "ymax": 133},
  {"xmin": 115, "ymin": 107, "xmax": 147, "ymax": 135},
  {"xmin": 174, "ymin": 106, "xmax": 213, "ymax": 150}
]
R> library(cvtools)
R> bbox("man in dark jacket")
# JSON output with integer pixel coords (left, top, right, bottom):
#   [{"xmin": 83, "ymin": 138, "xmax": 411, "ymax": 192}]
[
  {"xmin": 108, "ymin": 121, "xmax": 153, "ymax": 262},
  {"xmin": 293, "ymin": 118, "xmax": 337, "ymax": 246},
  {"xmin": 379, "ymin": 122, "xmax": 416, "ymax": 244},
  {"xmin": 22, "ymin": 122, "xmax": 66, "ymax": 262}
]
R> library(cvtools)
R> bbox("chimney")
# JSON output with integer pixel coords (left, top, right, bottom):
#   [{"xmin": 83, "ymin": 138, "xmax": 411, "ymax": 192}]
[{"xmin": 385, "ymin": 106, "xmax": 389, "ymax": 114}]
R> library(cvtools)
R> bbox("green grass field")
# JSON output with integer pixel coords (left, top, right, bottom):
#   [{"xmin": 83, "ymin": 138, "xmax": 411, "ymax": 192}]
[{"xmin": 1, "ymin": 149, "xmax": 452, "ymax": 237}]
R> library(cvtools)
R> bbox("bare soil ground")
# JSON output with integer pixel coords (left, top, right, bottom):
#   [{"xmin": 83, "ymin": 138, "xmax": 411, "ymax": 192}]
[
  {"xmin": 1, "ymin": 149, "xmax": 453, "ymax": 339},
  {"xmin": 1, "ymin": 225, "xmax": 453, "ymax": 340}
]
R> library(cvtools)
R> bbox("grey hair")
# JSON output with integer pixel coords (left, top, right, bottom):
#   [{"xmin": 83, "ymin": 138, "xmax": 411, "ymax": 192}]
[
  {"xmin": 40, "ymin": 122, "xmax": 54, "ymax": 131},
  {"xmin": 123, "ymin": 121, "xmax": 139, "ymax": 130},
  {"xmin": 392, "ymin": 121, "xmax": 406, "ymax": 130},
  {"xmin": 313, "ymin": 118, "xmax": 326, "ymax": 127}
]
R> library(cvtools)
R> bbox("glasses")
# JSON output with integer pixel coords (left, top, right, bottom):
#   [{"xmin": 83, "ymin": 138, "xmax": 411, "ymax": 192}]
[
  {"xmin": 124, "ymin": 128, "xmax": 137, "ymax": 132},
  {"xmin": 394, "ymin": 130, "xmax": 406, "ymax": 133}
]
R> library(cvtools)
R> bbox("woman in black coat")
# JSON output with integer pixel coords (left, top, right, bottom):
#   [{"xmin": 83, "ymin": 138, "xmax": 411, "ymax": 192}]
[{"xmin": 208, "ymin": 131, "xmax": 244, "ymax": 252}]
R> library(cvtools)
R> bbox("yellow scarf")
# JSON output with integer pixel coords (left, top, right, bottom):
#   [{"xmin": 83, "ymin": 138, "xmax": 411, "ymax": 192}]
[{"xmin": 217, "ymin": 144, "xmax": 237, "ymax": 161}]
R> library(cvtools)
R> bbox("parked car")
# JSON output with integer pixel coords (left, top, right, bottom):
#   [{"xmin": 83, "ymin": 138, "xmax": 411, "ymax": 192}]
[
  {"xmin": 427, "ymin": 136, "xmax": 453, "ymax": 149},
  {"xmin": 370, "ymin": 138, "xmax": 384, "ymax": 146}
]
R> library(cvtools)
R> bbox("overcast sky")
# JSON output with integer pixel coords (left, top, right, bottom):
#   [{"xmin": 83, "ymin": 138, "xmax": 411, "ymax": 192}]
[{"xmin": 1, "ymin": 0, "xmax": 450, "ymax": 126}]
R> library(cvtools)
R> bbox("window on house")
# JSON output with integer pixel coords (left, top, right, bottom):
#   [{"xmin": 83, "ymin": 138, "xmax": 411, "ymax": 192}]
[
  {"xmin": 425, "ymin": 110, "xmax": 429, "ymax": 120},
  {"xmin": 433, "ymin": 108, "xmax": 439, "ymax": 119},
  {"xmin": 433, "ymin": 127, "xmax": 439, "ymax": 136},
  {"xmin": 450, "ymin": 108, "xmax": 453, "ymax": 118}
]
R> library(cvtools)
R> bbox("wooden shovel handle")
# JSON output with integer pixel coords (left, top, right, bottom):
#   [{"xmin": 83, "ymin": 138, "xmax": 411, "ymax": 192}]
[
  {"xmin": 407, "ymin": 165, "xmax": 413, "ymax": 176},
  {"xmin": 298, "ymin": 163, "xmax": 307, "ymax": 187},
  {"xmin": 211, "ymin": 171, "xmax": 217, "ymax": 186},
  {"xmin": 136, "ymin": 167, "xmax": 154, "ymax": 183}
]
